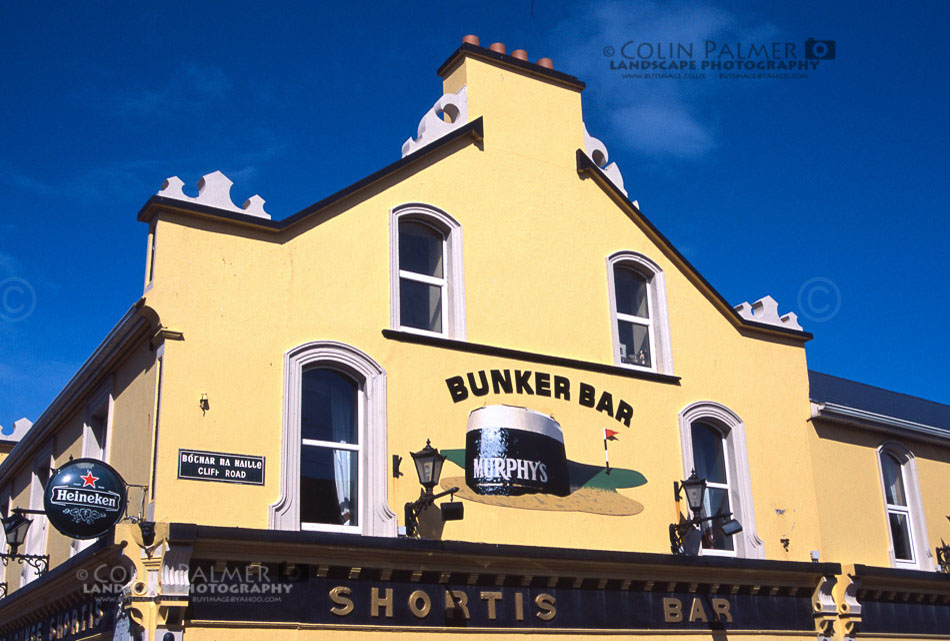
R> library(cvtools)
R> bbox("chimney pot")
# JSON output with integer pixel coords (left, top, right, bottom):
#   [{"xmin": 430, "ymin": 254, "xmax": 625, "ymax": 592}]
[
  {"xmin": 463, "ymin": 34, "xmax": 480, "ymax": 46},
  {"xmin": 537, "ymin": 57, "xmax": 554, "ymax": 69},
  {"xmin": 489, "ymin": 42, "xmax": 506, "ymax": 54},
  {"xmin": 511, "ymin": 49, "xmax": 528, "ymax": 60}
]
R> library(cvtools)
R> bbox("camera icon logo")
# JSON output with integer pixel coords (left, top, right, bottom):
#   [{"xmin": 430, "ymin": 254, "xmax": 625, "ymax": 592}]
[{"xmin": 804, "ymin": 38, "xmax": 836, "ymax": 60}]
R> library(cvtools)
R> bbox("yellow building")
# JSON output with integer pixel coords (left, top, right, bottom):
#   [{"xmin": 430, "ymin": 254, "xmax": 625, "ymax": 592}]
[{"xmin": 1, "ymin": 37, "xmax": 948, "ymax": 641}]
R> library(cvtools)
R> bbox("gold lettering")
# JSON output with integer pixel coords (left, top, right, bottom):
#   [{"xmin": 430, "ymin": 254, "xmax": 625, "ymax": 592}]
[
  {"xmin": 408, "ymin": 590, "xmax": 432, "ymax": 618},
  {"xmin": 535, "ymin": 593, "xmax": 556, "ymax": 621},
  {"xmin": 663, "ymin": 598, "xmax": 683, "ymax": 623},
  {"xmin": 711, "ymin": 598, "xmax": 732, "ymax": 622},
  {"xmin": 371, "ymin": 587, "xmax": 394, "ymax": 618},
  {"xmin": 515, "ymin": 592, "xmax": 524, "ymax": 621},
  {"xmin": 445, "ymin": 590, "xmax": 470, "ymax": 619},
  {"xmin": 480, "ymin": 591, "xmax": 503, "ymax": 620},
  {"xmin": 329, "ymin": 586, "xmax": 354, "ymax": 616},
  {"xmin": 689, "ymin": 597, "xmax": 708, "ymax": 623}
]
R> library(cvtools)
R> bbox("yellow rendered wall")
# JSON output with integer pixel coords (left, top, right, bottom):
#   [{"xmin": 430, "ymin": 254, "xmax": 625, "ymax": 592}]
[
  {"xmin": 809, "ymin": 418, "xmax": 950, "ymax": 567},
  {"xmin": 1, "ymin": 337, "xmax": 158, "ymax": 593},
  {"xmin": 141, "ymin": 53, "xmax": 824, "ymax": 562}
]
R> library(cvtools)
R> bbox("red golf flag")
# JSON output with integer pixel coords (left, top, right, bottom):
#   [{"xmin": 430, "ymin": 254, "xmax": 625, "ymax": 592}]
[{"xmin": 604, "ymin": 429, "xmax": 620, "ymax": 441}]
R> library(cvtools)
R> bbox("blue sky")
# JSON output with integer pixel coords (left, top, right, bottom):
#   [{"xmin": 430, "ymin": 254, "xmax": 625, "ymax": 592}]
[{"xmin": 1, "ymin": 1, "xmax": 948, "ymax": 427}]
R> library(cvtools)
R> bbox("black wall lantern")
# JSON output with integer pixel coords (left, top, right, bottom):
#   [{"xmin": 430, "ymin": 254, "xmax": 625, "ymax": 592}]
[
  {"xmin": 1, "ymin": 509, "xmax": 50, "ymax": 577},
  {"xmin": 405, "ymin": 440, "xmax": 463, "ymax": 537},
  {"xmin": 670, "ymin": 470, "xmax": 742, "ymax": 555}
]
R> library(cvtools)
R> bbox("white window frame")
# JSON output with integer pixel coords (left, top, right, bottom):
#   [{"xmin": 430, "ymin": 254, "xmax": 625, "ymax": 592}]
[
  {"xmin": 678, "ymin": 401, "xmax": 764, "ymax": 559},
  {"xmin": 270, "ymin": 341, "xmax": 396, "ymax": 537},
  {"xmin": 22, "ymin": 444, "xmax": 53, "ymax": 585},
  {"xmin": 606, "ymin": 251, "xmax": 673, "ymax": 374},
  {"xmin": 390, "ymin": 203, "xmax": 466, "ymax": 339},
  {"xmin": 876, "ymin": 442, "xmax": 933, "ymax": 570},
  {"xmin": 72, "ymin": 380, "xmax": 115, "ymax": 556}
]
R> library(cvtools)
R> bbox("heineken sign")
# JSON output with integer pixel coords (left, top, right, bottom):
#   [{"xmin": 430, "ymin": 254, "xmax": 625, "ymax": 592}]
[{"xmin": 43, "ymin": 458, "xmax": 127, "ymax": 540}]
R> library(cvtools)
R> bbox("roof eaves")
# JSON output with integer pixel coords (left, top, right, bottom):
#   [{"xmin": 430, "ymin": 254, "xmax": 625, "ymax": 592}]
[
  {"xmin": 136, "ymin": 118, "xmax": 485, "ymax": 233},
  {"xmin": 0, "ymin": 300, "xmax": 156, "ymax": 485}
]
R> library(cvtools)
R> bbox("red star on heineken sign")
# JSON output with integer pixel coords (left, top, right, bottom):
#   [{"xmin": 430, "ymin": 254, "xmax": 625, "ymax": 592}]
[{"xmin": 80, "ymin": 471, "xmax": 99, "ymax": 488}]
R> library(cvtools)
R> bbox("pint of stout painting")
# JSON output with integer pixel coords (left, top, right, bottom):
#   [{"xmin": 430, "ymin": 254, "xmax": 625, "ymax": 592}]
[{"xmin": 465, "ymin": 405, "xmax": 570, "ymax": 497}]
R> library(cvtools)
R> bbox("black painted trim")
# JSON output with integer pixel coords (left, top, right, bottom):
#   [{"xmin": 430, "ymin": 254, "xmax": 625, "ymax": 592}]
[
  {"xmin": 576, "ymin": 150, "xmax": 813, "ymax": 342},
  {"xmin": 382, "ymin": 329, "xmax": 680, "ymax": 384},
  {"xmin": 853, "ymin": 563, "xmax": 950, "ymax": 584},
  {"xmin": 177, "ymin": 523, "xmax": 839, "ymax": 576},
  {"xmin": 137, "ymin": 118, "xmax": 485, "ymax": 229},
  {"xmin": 437, "ymin": 43, "xmax": 585, "ymax": 91}
]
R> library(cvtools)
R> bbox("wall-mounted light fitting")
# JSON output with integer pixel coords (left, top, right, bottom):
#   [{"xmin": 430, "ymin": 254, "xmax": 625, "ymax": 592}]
[
  {"xmin": 669, "ymin": 471, "xmax": 742, "ymax": 555},
  {"xmin": 0, "ymin": 508, "xmax": 50, "ymax": 577},
  {"xmin": 199, "ymin": 393, "xmax": 209, "ymax": 414},
  {"xmin": 404, "ymin": 440, "xmax": 463, "ymax": 537}
]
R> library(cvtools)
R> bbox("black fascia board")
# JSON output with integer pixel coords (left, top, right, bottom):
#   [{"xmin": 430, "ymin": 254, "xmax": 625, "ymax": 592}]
[
  {"xmin": 852, "ymin": 563, "xmax": 950, "ymax": 584},
  {"xmin": 177, "ymin": 522, "xmax": 840, "ymax": 577},
  {"xmin": 136, "ymin": 118, "xmax": 485, "ymax": 230},
  {"xmin": 576, "ymin": 150, "xmax": 813, "ymax": 342},
  {"xmin": 437, "ymin": 43, "xmax": 586, "ymax": 91}
]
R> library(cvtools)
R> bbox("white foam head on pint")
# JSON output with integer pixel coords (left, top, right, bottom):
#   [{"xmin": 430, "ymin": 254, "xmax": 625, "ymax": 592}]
[{"xmin": 467, "ymin": 405, "xmax": 564, "ymax": 444}]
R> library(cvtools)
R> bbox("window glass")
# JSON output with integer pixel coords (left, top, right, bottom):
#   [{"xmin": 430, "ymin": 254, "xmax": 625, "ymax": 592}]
[
  {"xmin": 703, "ymin": 487, "xmax": 735, "ymax": 551},
  {"xmin": 618, "ymin": 321, "xmax": 651, "ymax": 367},
  {"xmin": 301, "ymin": 446, "xmax": 359, "ymax": 526},
  {"xmin": 399, "ymin": 279, "xmax": 442, "ymax": 333},
  {"xmin": 300, "ymin": 368, "xmax": 360, "ymax": 528},
  {"xmin": 399, "ymin": 221, "xmax": 443, "ymax": 278},
  {"xmin": 888, "ymin": 512, "xmax": 913, "ymax": 561},
  {"xmin": 691, "ymin": 422, "xmax": 727, "ymax": 484},
  {"xmin": 301, "ymin": 369, "xmax": 358, "ymax": 444},
  {"xmin": 614, "ymin": 267, "xmax": 649, "ymax": 318},
  {"xmin": 881, "ymin": 453, "xmax": 907, "ymax": 506}
]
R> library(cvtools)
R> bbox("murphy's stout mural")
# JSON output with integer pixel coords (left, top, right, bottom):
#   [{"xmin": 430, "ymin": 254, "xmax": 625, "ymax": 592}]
[
  {"xmin": 465, "ymin": 405, "xmax": 570, "ymax": 497},
  {"xmin": 440, "ymin": 376, "xmax": 651, "ymax": 517}
]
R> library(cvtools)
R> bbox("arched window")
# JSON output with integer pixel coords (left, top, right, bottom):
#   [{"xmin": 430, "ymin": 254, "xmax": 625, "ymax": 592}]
[
  {"xmin": 270, "ymin": 341, "xmax": 396, "ymax": 536},
  {"xmin": 877, "ymin": 443, "xmax": 932, "ymax": 569},
  {"xmin": 679, "ymin": 402, "xmax": 763, "ymax": 558},
  {"xmin": 606, "ymin": 251, "xmax": 672, "ymax": 374},
  {"xmin": 391, "ymin": 203, "xmax": 466, "ymax": 339}
]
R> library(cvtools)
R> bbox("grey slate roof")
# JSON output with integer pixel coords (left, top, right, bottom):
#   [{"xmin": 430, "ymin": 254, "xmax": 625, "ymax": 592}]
[{"xmin": 809, "ymin": 370, "xmax": 950, "ymax": 434}]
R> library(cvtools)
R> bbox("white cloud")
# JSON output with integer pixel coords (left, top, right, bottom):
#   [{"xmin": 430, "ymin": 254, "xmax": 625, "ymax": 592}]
[{"xmin": 544, "ymin": 0, "xmax": 774, "ymax": 160}]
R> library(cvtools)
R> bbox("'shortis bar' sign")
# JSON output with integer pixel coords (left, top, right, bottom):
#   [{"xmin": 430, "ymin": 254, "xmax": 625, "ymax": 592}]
[{"xmin": 178, "ymin": 449, "xmax": 265, "ymax": 485}]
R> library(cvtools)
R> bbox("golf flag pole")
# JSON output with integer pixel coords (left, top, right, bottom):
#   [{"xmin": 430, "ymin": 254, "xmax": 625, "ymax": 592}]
[{"xmin": 603, "ymin": 428, "xmax": 619, "ymax": 473}]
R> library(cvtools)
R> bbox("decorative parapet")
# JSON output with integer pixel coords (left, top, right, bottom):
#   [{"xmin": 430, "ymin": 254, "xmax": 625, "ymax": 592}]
[
  {"xmin": 734, "ymin": 295, "xmax": 802, "ymax": 331},
  {"xmin": 157, "ymin": 170, "xmax": 271, "ymax": 219},
  {"xmin": 402, "ymin": 86, "xmax": 469, "ymax": 157},
  {"xmin": 583, "ymin": 123, "xmax": 627, "ymax": 196},
  {"xmin": 0, "ymin": 417, "xmax": 32, "ymax": 442}
]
